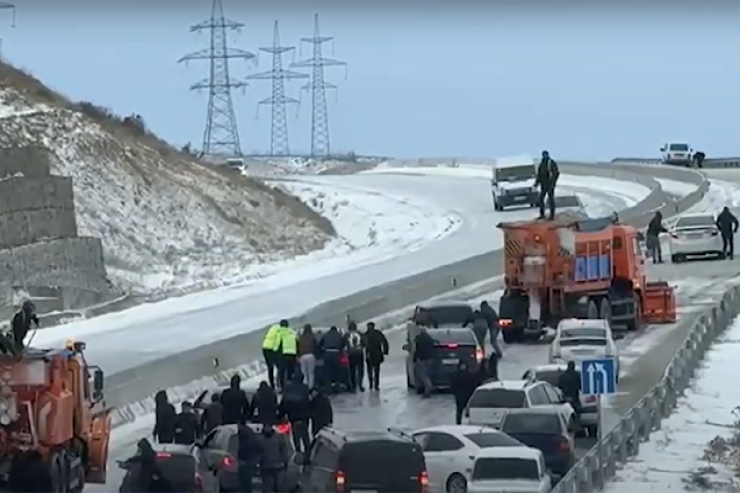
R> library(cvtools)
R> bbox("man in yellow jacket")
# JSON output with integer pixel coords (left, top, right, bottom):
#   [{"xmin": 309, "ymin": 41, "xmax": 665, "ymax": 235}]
[
  {"xmin": 278, "ymin": 321, "xmax": 298, "ymax": 389},
  {"xmin": 262, "ymin": 321, "xmax": 284, "ymax": 389}
]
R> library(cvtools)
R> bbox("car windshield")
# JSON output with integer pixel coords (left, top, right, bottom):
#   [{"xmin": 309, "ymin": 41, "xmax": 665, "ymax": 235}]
[
  {"xmin": 417, "ymin": 305, "xmax": 472, "ymax": 326},
  {"xmin": 560, "ymin": 327, "xmax": 606, "ymax": 339},
  {"xmin": 669, "ymin": 143, "xmax": 689, "ymax": 151},
  {"xmin": 472, "ymin": 457, "xmax": 540, "ymax": 481},
  {"xmin": 676, "ymin": 216, "xmax": 714, "ymax": 229},
  {"xmin": 502, "ymin": 413, "xmax": 562, "ymax": 435},
  {"xmin": 560, "ymin": 338, "xmax": 607, "ymax": 347},
  {"xmin": 465, "ymin": 433, "xmax": 524, "ymax": 448},
  {"xmin": 429, "ymin": 329, "xmax": 477, "ymax": 346},
  {"xmin": 468, "ymin": 389, "xmax": 526, "ymax": 409},
  {"xmin": 496, "ymin": 165, "xmax": 535, "ymax": 182},
  {"xmin": 533, "ymin": 369, "xmax": 565, "ymax": 387}
]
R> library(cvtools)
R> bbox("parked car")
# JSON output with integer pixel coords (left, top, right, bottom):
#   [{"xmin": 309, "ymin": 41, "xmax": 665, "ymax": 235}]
[
  {"xmin": 118, "ymin": 443, "xmax": 218, "ymax": 493},
  {"xmin": 468, "ymin": 447, "xmax": 552, "ymax": 493},
  {"xmin": 661, "ymin": 142, "xmax": 693, "ymax": 165},
  {"xmin": 549, "ymin": 318, "xmax": 621, "ymax": 379},
  {"xmin": 669, "ymin": 213, "xmax": 724, "ymax": 263}
]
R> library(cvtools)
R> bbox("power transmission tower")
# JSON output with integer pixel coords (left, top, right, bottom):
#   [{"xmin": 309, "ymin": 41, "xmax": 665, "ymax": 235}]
[
  {"xmin": 291, "ymin": 14, "xmax": 346, "ymax": 158},
  {"xmin": 178, "ymin": 0, "xmax": 255, "ymax": 158},
  {"xmin": 0, "ymin": 3, "xmax": 16, "ymax": 58},
  {"xmin": 247, "ymin": 21, "xmax": 308, "ymax": 156}
]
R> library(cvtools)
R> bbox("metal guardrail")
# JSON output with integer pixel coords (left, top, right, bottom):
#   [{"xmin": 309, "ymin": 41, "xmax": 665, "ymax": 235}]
[
  {"xmin": 552, "ymin": 284, "xmax": 740, "ymax": 493},
  {"xmin": 611, "ymin": 157, "xmax": 740, "ymax": 168}
]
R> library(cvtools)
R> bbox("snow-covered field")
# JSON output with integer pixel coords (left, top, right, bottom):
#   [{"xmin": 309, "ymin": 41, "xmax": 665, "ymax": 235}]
[
  {"xmin": 657, "ymin": 178, "xmax": 698, "ymax": 197},
  {"xmin": 604, "ymin": 314, "xmax": 740, "ymax": 492}
]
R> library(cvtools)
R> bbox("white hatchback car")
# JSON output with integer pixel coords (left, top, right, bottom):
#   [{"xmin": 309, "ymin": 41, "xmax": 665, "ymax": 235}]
[
  {"xmin": 468, "ymin": 447, "xmax": 551, "ymax": 493},
  {"xmin": 411, "ymin": 425, "xmax": 524, "ymax": 493},
  {"xmin": 669, "ymin": 213, "xmax": 723, "ymax": 262},
  {"xmin": 463, "ymin": 380, "xmax": 575, "ymax": 430},
  {"xmin": 549, "ymin": 319, "xmax": 621, "ymax": 378}
]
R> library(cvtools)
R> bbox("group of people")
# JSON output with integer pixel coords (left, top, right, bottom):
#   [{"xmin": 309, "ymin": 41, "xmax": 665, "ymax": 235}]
[{"xmin": 262, "ymin": 318, "xmax": 390, "ymax": 394}]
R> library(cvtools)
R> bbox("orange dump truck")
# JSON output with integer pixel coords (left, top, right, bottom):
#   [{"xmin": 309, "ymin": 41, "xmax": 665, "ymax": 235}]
[
  {"xmin": 0, "ymin": 341, "xmax": 111, "ymax": 491},
  {"xmin": 497, "ymin": 216, "xmax": 676, "ymax": 343}
]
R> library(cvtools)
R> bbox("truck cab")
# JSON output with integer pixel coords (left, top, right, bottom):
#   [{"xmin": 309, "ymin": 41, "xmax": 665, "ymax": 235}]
[{"xmin": 490, "ymin": 155, "xmax": 539, "ymax": 211}]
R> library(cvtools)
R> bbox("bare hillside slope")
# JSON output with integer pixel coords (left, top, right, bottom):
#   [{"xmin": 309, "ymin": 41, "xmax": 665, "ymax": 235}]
[{"xmin": 0, "ymin": 61, "xmax": 334, "ymax": 295}]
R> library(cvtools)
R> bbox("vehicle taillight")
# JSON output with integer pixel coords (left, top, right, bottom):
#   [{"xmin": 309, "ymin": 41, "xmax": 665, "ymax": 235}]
[
  {"xmin": 222, "ymin": 456, "xmax": 236, "ymax": 468},
  {"xmin": 420, "ymin": 470, "xmax": 429, "ymax": 492},
  {"xmin": 340, "ymin": 354, "xmax": 349, "ymax": 366},
  {"xmin": 499, "ymin": 319, "xmax": 512, "ymax": 328},
  {"xmin": 475, "ymin": 348, "xmax": 484, "ymax": 362},
  {"xmin": 156, "ymin": 452, "xmax": 172, "ymax": 459},
  {"xmin": 336, "ymin": 470, "xmax": 346, "ymax": 492},
  {"xmin": 445, "ymin": 343, "xmax": 459, "ymax": 349},
  {"xmin": 557, "ymin": 437, "xmax": 571, "ymax": 452},
  {"xmin": 276, "ymin": 422, "xmax": 291, "ymax": 434}
]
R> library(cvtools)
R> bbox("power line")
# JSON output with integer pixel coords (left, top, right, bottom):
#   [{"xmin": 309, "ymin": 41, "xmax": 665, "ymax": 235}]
[
  {"xmin": 178, "ymin": 0, "xmax": 255, "ymax": 158},
  {"xmin": 247, "ymin": 20, "xmax": 308, "ymax": 156},
  {"xmin": 291, "ymin": 14, "xmax": 347, "ymax": 158}
]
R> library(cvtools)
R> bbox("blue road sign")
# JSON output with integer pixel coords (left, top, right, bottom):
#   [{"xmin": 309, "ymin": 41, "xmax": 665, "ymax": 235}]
[{"xmin": 580, "ymin": 358, "xmax": 616, "ymax": 395}]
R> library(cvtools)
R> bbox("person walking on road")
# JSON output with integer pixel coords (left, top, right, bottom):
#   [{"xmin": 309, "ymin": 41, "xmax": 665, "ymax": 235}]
[
  {"xmin": 153, "ymin": 390, "xmax": 176, "ymax": 444},
  {"xmin": 535, "ymin": 150, "xmax": 560, "ymax": 220},
  {"xmin": 464, "ymin": 309, "xmax": 490, "ymax": 350},
  {"xmin": 646, "ymin": 211, "xmax": 668, "ymax": 263},
  {"xmin": 451, "ymin": 362, "xmax": 478, "ymax": 425},
  {"xmin": 558, "ymin": 361, "xmax": 582, "ymax": 423},
  {"xmin": 258, "ymin": 425, "xmax": 289, "ymax": 493},
  {"xmin": 413, "ymin": 327, "xmax": 436, "ymax": 398},
  {"xmin": 278, "ymin": 322, "xmax": 298, "ymax": 389},
  {"xmin": 199, "ymin": 392, "xmax": 223, "ymax": 434},
  {"xmin": 364, "ymin": 322, "xmax": 389, "ymax": 391},
  {"xmin": 319, "ymin": 326, "xmax": 345, "ymax": 392},
  {"xmin": 345, "ymin": 322, "xmax": 366, "ymax": 392},
  {"xmin": 309, "ymin": 387, "xmax": 333, "ymax": 437},
  {"xmin": 717, "ymin": 206, "xmax": 739, "ymax": 260},
  {"xmin": 479, "ymin": 301, "xmax": 502, "ymax": 357},
  {"xmin": 251, "ymin": 381, "xmax": 279, "ymax": 426},
  {"xmin": 173, "ymin": 401, "xmax": 199, "ymax": 445},
  {"xmin": 298, "ymin": 324, "xmax": 318, "ymax": 389},
  {"xmin": 221, "ymin": 374, "xmax": 251, "ymax": 425},
  {"xmin": 262, "ymin": 322, "xmax": 282, "ymax": 390},
  {"xmin": 279, "ymin": 374, "xmax": 312, "ymax": 454},
  {"xmin": 236, "ymin": 423, "xmax": 261, "ymax": 493}
]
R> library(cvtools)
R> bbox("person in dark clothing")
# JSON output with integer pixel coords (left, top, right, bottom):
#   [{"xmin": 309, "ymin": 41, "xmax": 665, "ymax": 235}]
[
  {"xmin": 298, "ymin": 324, "xmax": 318, "ymax": 390},
  {"xmin": 258, "ymin": 425, "xmax": 289, "ymax": 493},
  {"xmin": 646, "ymin": 211, "xmax": 668, "ymax": 263},
  {"xmin": 717, "ymin": 206, "xmax": 739, "ymax": 259},
  {"xmin": 200, "ymin": 392, "xmax": 223, "ymax": 434},
  {"xmin": 9, "ymin": 300, "xmax": 39, "ymax": 354},
  {"xmin": 486, "ymin": 352, "xmax": 499, "ymax": 382},
  {"xmin": 251, "ymin": 381, "xmax": 279, "ymax": 426},
  {"xmin": 558, "ymin": 361, "xmax": 582, "ymax": 419},
  {"xmin": 463, "ymin": 310, "xmax": 489, "ymax": 349},
  {"xmin": 345, "ymin": 322, "xmax": 365, "ymax": 392},
  {"xmin": 221, "ymin": 374, "xmax": 251, "ymax": 425},
  {"xmin": 450, "ymin": 362, "xmax": 478, "ymax": 425},
  {"xmin": 318, "ymin": 326, "xmax": 345, "ymax": 391},
  {"xmin": 308, "ymin": 387, "xmax": 333, "ymax": 437},
  {"xmin": 122, "ymin": 438, "xmax": 173, "ymax": 493},
  {"xmin": 364, "ymin": 322, "xmax": 389, "ymax": 390},
  {"xmin": 153, "ymin": 390, "xmax": 176, "ymax": 444},
  {"xmin": 236, "ymin": 424, "xmax": 261, "ymax": 493},
  {"xmin": 693, "ymin": 151, "xmax": 706, "ymax": 169},
  {"xmin": 279, "ymin": 374, "xmax": 312, "ymax": 453},
  {"xmin": 479, "ymin": 301, "xmax": 502, "ymax": 357},
  {"xmin": 535, "ymin": 150, "xmax": 560, "ymax": 220},
  {"xmin": 174, "ymin": 401, "xmax": 200, "ymax": 445},
  {"xmin": 413, "ymin": 328, "xmax": 436, "ymax": 398},
  {"xmin": 8, "ymin": 450, "xmax": 54, "ymax": 493}
]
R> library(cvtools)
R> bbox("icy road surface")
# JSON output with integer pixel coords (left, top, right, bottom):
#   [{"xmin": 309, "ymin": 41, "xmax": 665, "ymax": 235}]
[{"xmin": 36, "ymin": 173, "xmax": 640, "ymax": 373}]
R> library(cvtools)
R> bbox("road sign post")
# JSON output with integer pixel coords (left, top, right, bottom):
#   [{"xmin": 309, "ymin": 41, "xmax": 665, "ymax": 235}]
[{"xmin": 580, "ymin": 358, "xmax": 617, "ymax": 487}]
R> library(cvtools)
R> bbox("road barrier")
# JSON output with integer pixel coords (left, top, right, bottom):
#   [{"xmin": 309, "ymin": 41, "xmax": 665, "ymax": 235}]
[
  {"xmin": 552, "ymin": 283, "xmax": 740, "ymax": 492},
  {"xmin": 612, "ymin": 157, "xmax": 740, "ymax": 169}
]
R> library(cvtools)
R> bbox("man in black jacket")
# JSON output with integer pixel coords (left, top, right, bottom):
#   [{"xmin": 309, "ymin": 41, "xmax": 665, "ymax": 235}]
[
  {"xmin": 236, "ymin": 424, "xmax": 261, "ymax": 493},
  {"xmin": 451, "ymin": 362, "xmax": 478, "ymax": 424},
  {"xmin": 364, "ymin": 322, "xmax": 389, "ymax": 391},
  {"xmin": 251, "ymin": 381, "xmax": 279, "ymax": 426},
  {"xmin": 200, "ymin": 392, "xmax": 223, "ymax": 434},
  {"xmin": 153, "ymin": 390, "xmax": 177, "ymax": 444},
  {"xmin": 717, "ymin": 206, "xmax": 739, "ymax": 259},
  {"xmin": 646, "ymin": 211, "xmax": 668, "ymax": 263},
  {"xmin": 173, "ymin": 401, "xmax": 200, "ymax": 445},
  {"xmin": 318, "ymin": 326, "xmax": 345, "ymax": 390},
  {"xmin": 535, "ymin": 150, "xmax": 560, "ymax": 220},
  {"xmin": 221, "ymin": 375, "xmax": 251, "ymax": 425},
  {"xmin": 309, "ymin": 387, "xmax": 333, "ymax": 437},
  {"xmin": 558, "ymin": 361, "xmax": 582, "ymax": 419},
  {"xmin": 413, "ymin": 328, "xmax": 436, "ymax": 398},
  {"xmin": 279, "ymin": 374, "xmax": 311, "ymax": 453}
]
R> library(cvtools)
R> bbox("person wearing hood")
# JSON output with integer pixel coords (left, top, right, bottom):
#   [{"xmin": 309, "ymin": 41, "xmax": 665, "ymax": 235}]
[
  {"xmin": 309, "ymin": 387, "xmax": 333, "ymax": 437},
  {"xmin": 318, "ymin": 325, "xmax": 345, "ymax": 390},
  {"xmin": 174, "ymin": 401, "xmax": 200, "ymax": 444},
  {"xmin": 345, "ymin": 321, "xmax": 366, "ymax": 392},
  {"xmin": 717, "ymin": 206, "xmax": 739, "ymax": 259},
  {"xmin": 298, "ymin": 324, "xmax": 318, "ymax": 389},
  {"xmin": 221, "ymin": 374, "xmax": 251, "ymax": 425},
  {"xmin": 279, "ymin": 373, "xmax": 311, "ymax": 453},
  {"xmin": 364, "ymin": 321, "xmax": 389, "ymax": 391},
  {"xmin": 558, "ymin": 361, "xmax": 582, "ymax": 420},
  {"xmin": 122, "ymin": 438, "xmax": 173, "ymax": 493},
  {"xmin": 153, "ymin": 390, "xmax": 176, "ymax": 444},
  {"xmin": 200, "ymin": 392, "xmax": 223, "ymax": 434},
  {"xmin": 413, "ymin": 327, "xmax": 436, "ymax": 398},
  {"xmin": 464, "ymin": 309, "xmax": 489, "ymax": 349},
  {"xmin": 450, "ymin": 362, "xmax": 479, "ymax": 425},
  {"xmin": 646, "ymin": 211, "xmax": 668, "ymax": 263},
  {"xmin": 535, "ymin": 150, "xmax": 560, "ymax": 220},
  {"xmin": 236, "ymin": 423, "xmax": 261, "ymax": 493},
  {"xmin": 277, "ymin": 321, "xmax": 298, "ymax": 389},
  {"xmin": 10, "ymin": 300, "xmax": 39, "ymax": 353},
  {"xmin": 251, "ymin": 381, "xmax": 279, "ymax": 426},
  {"xmin": 258, "ymin": 425, "xmax": 289, "ymax": 493},
  {"xmin": 8, "ymin": 450, "xmax": 54, "ymax": 493}
]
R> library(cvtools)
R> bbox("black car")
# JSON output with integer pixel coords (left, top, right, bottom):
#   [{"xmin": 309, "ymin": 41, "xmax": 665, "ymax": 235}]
[
  {"xmin": 298, "ymin": 428, "xmax": 428, "ymax": 493},
  {"xmin": 499, "ymin": 408, "xmax": 575, "ymax": 476},
  {"xmin": 194, "ymin": 423, "xmax": 301, "ymax": 493},
  {"xmin": 118, "ymin": 443, "xmax": 217, "ymax": 493}
]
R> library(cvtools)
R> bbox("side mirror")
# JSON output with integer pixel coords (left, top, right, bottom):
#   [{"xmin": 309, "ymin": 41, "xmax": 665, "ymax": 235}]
[
  {"xmin": 402, "ymin": 343, "xmax": 410, "ymax": 351},
  {"xmin": 660, "ymin": 146, "xmax": 666, "ymax": 152},
  {"xmin": 88, "ymin": 366, "xmax": 104, "ymax": 402},
  {"xmin": 294, "ymin": 451, "xmax": 306, "ymax": 465}
]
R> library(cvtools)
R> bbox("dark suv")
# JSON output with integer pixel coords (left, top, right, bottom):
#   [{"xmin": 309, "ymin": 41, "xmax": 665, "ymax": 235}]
[{"xmin": 297, "ymin": 428, "xmax": 429, "ymax": 493}]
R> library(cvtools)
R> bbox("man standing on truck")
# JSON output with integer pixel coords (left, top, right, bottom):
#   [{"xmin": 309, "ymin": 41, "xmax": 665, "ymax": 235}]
[
  {"xmin": 646, "ymin": 211, "xmax": 668, "ymax": 263},
  {"xmin": 535, "ymin": 150, "xmax": 560, "ymax": 220},
  {"xmin": 716, "ymin": 206, "xmax": 739, "ymax": 259}
]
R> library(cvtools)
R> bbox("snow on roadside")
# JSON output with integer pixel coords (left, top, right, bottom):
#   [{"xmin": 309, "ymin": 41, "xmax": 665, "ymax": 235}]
[
  {"xmin": 656, "ymin": 178, "xmax": 697, "ymax": 198},
  {"xmin": 604, "ymin": 314, "xmax": 740, "ymax": 492}
]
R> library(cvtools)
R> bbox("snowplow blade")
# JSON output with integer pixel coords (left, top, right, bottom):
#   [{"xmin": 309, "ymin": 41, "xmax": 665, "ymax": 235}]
[{"xmin": 643, "ymin": 281, "xmax": 676, "ymax": 324}]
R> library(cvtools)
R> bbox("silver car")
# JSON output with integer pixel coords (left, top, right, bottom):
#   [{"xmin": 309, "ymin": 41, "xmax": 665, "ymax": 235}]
[{"xmin": 668, "ymin": 213, "xmax": 723, "ymax": 262}]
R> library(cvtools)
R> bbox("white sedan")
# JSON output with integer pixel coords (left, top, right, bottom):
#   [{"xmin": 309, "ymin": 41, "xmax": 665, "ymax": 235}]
[
  {"xmin": 669, "ymin": 213, "xmax": 724, "ymax": 263},
  {"xmin": 411, "ymin": 425, "xmax": 524, "ymax": 493},
  {"xmin": 549, "ymin": 319, "xmax": 621, "ymax": 379}
]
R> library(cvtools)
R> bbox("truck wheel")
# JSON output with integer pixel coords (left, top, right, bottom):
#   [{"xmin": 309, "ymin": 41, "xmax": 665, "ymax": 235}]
[
  {"xmin": 587, "ymin": 300, "xmax": 599, "ymax": 319},
  {"xmin": 599, "ymin": 298, "xmax": 612, "ymax": 324},
  {"xmin": 626, "ymin": 295, "xmax": 641, "ymax": 331}
]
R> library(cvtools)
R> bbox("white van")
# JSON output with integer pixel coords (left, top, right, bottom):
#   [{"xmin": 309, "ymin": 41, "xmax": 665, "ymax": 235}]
[{"xmin": 491, "ymin": 155, "xmax": 539, "ymax": 211}]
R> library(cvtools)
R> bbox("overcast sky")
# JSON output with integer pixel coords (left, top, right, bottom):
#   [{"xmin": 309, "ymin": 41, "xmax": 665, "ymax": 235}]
[{"xmin": 2, "ymin": 0, "xmax": 737, "ymax": 160}]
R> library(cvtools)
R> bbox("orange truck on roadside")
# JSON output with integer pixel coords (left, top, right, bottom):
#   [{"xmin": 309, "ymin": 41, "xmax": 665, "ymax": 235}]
[{"xmin": 497, "ymin": 216, "xmax": 676, "ymax": 343}]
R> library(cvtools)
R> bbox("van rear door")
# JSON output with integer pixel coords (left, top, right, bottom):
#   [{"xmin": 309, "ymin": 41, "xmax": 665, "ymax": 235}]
[{"xmin": 339, "ymin": 440, "xmax": 426, "ymax": 493}]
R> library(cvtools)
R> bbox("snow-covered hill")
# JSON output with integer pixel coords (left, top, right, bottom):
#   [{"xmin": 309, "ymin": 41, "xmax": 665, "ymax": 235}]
[{"xmin": 0, "ymin": 62, "xmax": 335, "ymax": 295}]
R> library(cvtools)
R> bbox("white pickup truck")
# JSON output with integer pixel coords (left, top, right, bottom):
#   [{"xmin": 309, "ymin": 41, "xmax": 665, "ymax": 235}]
[{"xmin": 660, "ymin": 142, "xmax": 693, "ymax": 166}]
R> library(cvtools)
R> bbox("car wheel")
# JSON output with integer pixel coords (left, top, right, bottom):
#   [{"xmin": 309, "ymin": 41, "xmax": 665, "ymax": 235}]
[{"xmin": 446, "ymin": 473, "xmax": 468, "ymax": 493}]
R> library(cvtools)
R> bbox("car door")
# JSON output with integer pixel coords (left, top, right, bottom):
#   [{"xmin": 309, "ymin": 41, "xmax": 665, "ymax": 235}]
[
  {"xmin": 541, "ymin": 383, "xmax": 575, "ymax": 423},
  {"xmin": 414, "ymin": 432, "xmax": 465, "ymax": 493}
]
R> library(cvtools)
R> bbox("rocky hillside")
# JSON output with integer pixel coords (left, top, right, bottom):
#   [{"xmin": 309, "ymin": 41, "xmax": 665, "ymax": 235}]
[{"xmin": 0, "ymin": 61, "xmax": 335, "ymax": 295}]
